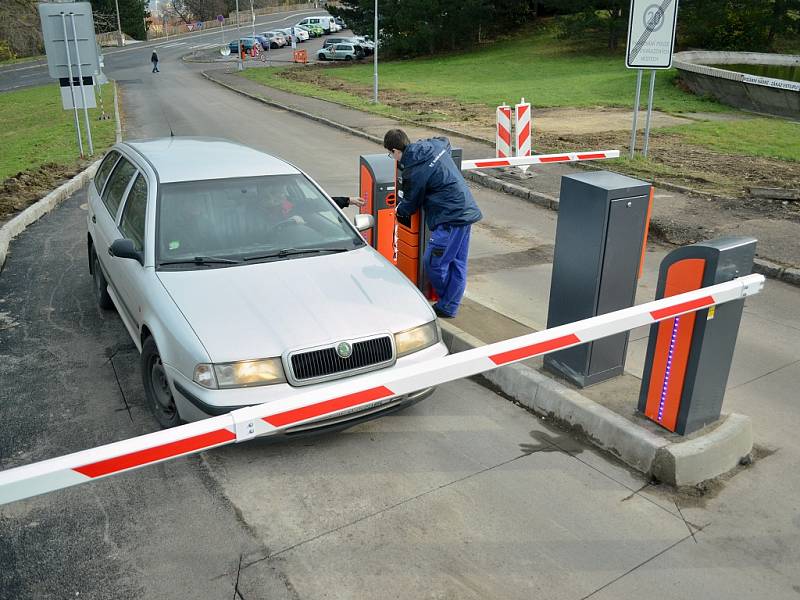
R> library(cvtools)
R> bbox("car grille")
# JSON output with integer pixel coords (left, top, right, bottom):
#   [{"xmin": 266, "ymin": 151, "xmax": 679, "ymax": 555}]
[{"xmin": 289, "ymin": 336, "xmax": 394, "ymax": 384}]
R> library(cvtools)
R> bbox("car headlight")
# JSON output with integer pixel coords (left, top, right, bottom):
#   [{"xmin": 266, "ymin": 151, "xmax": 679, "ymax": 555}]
[
  {"xmin": 394, "ymin": 321, "xmax": 439, "ymax": 358},
  {"xmin": 193, "ymin": 358, "xmax": 286, "ymax": 389}
]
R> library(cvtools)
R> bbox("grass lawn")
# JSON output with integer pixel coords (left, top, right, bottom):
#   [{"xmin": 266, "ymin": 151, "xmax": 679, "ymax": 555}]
[
  {"xmin": 306, "ymin": 26, "xmax": 732, "ymax": 115},
  {"xmin": 240, "ymin": 67, "xmax": 440, "ymax": 122},
  {"xmin": 0, "ymin": 83, "xmax": 116, "ymax": 181},
  {"xmin": 665, "ymin": 118, "xmax": 800, "ymax": 162},
  {"xmin": 0, "ymin": 55, "xmax": 43, "ymax": 66}
]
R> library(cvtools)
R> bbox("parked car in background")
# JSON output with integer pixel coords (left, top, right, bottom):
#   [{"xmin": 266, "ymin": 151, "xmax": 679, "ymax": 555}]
[
  {"xmin": 228, "ymin": 38, "xmax": 262, "ymax": 54},
  {"xmin": 277, "ymin": 27, "xmax": 308, "ymax": 43},
  {"xmin": 262, "ymin": 31, "xmax": 288, "ymax": 47},
  {"xmin": 334, "ymin": 16, "xmax": 346, "ymax": 29},
  {"xmin": 317, "ymin": 43, "xmax": 360, "ymax": 61},
  {"xmin": 296, "ymin": 23, "xmax": 323, "ymax": 37},
  {"xmin": 323, "ymin": 37, "xmax": 367, "ymax": 57},
  {"xmin": 353, "ymin": 36, "xmax": 375, "ymax": 54},
  {"xmin": 297, "ymin": 15, "xmax": 335, "ymax": 34},
  {"xmin": 253, "ymin": 34, "xmax": 272, "ymax": 50},
  {"xmin": 86, "ymin": 138, "xmax": 446, "ymax": 431}
]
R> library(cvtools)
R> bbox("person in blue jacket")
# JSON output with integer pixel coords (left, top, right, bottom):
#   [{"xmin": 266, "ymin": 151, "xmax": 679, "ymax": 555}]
[{"xmin": 384, "ymin": 128, "xmax": 482, "ymax": 318}]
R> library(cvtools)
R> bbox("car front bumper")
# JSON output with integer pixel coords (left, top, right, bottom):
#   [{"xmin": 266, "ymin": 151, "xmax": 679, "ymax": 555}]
[{"xmin": 166, "ymin": 340, "xmax": 448, "ymax": 433}]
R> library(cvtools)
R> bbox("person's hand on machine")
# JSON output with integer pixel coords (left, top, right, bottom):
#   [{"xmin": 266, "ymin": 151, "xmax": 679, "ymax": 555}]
[
  {"xmin": 348, "ymin": 196, "xmax": 366, "ymax": 208},
  {"xmin": 396, "ymin": 211, "xmax": 412, "ymax": 228}
]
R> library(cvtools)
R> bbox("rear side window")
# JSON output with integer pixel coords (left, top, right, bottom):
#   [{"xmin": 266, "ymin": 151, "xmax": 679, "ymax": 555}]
[
  {"xmin": 119, "ymin": 174, "xmax": 148, "ymax": 252},
  {"xmin": 102, "ymin": 158, "xmax": 137, "ymax": 220},
  {"xmin": 94, "ymin": 151, "xmax": 119, "ymax": 196}
]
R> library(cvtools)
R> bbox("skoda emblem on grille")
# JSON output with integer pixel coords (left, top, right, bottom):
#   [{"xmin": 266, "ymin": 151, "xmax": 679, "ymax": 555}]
[{"xmin": 336, "ymin": 341, "xmax": 353, "ymax": 359}]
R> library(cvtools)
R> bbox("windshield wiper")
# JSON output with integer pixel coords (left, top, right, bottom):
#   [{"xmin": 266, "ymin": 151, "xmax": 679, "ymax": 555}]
[
  {"xmin": 243, "ymin": 247, "xmax": 349, "ymax": 262},
  {"xmin": 159, "ymin": 256, "xmax": 240, "ymax": 266}
]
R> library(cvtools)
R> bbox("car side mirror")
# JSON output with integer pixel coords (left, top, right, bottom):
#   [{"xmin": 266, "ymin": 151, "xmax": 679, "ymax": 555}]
[
  {"xmin": 354, "ymin": 213, "xmax": 374, "ymax": 232},
  {"xmin": 109, "ymin": 238, "xmax": 143, "ymax": 265}
]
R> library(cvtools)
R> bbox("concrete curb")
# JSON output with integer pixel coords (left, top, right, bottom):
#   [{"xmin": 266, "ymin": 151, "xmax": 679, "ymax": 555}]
[
  {"xmin": 0, "ymin": 160, "xmax": 102, "ymax": 272},
  {"xmin": 201, "ymin": 71, "xmax": 800, "ymax": 288},
  {"xmin": 441, "ymin": 322, "xmax": 753, "ymax": 487},
  {"xmin": 653, "ymin": 413, "xmax": 753, "ymax": 486}
]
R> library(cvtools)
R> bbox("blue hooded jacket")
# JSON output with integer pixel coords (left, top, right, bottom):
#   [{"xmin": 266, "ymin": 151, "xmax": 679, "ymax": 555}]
[{"xmin": 396, "ymin": 137, "xmax": 482, "ymax": 230}]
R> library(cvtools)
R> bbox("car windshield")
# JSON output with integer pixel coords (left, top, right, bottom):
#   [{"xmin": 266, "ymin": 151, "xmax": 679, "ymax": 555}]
[{"xmin": 157, "ymin": 174, "xmax": 364, "ymax": 268}]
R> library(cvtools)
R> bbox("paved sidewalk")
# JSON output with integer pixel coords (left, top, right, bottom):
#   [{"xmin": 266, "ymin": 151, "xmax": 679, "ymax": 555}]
[
  {"xmin": 200, "ymin": 69, "xmax": 800, "ymax": 596},
  {"xmin": 205, "ymin": 68, "xmax": 800, "ymax": 285}
]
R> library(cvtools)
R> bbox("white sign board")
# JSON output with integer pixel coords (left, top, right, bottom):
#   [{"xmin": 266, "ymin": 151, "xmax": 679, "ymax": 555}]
[
  {"xmin": 626, "ymin": 0, "xmax": 679, "ymax": 69},
  {"xmin": 39, "ymin": 2, "xmax": 100, "ymax": 80},
  {"xmin": 60, "ymin": 79, "xmax": 96, "ymax": 109}
]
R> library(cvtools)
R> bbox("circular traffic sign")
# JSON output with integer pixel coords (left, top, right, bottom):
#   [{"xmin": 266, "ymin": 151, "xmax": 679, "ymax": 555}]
[{"xmin": 220, "ymin": 45, "xmax": 231, "ymax": 56}]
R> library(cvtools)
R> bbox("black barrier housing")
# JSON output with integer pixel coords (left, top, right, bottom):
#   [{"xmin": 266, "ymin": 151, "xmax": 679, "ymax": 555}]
[{"xmin": 544, "ymin": 172, "xmax": 652, "ymax": 387}]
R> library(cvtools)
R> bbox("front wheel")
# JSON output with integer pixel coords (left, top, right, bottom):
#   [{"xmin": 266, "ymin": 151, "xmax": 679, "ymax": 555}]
[
  {"xmin": 91, "ymin": 248, "xmax": 114, "ymax": 310},
  {"xmin": 141, "ymin": 337, "xmax": 181, "ymax": 428},
  {"xmin": 345, "ymin": 55, "xmax": 352, "ymax": 61},
  {"xmin": 318, "ymin": 54, "xmax": 326, "ymax": 61}
]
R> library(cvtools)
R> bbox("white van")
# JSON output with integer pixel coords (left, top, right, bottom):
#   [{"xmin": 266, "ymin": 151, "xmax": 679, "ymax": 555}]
[{"xmin": 297, "ymin": 15, "xmax": 337, "ymax": 34}]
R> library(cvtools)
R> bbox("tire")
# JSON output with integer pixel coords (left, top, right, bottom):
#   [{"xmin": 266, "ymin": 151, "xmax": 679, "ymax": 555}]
[
  {"xmin": 91, "ymin": 248, "xmax": 114, "ymax": 310},
  {"xmin": 141, "ymin": 337, "xmax": 181, "ymax": 428},
  {"xmin": 345, "ymin": 55, "xmax": 352, "ymax": 61},
  {"xmin": 318, "ymin": 54, "xmax": 326, "ymax": 61}
]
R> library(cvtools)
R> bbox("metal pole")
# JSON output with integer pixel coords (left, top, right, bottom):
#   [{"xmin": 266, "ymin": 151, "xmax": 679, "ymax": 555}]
[
  {"xmin": 220, "ymin": 19, "xmax": 224, "ymax": 46},
  {"xmin": 236, "ymin": 0, "xmax": 243, "ymax": 71},
  {"xmin": 250, "ymin": 0, "xmax": 255, "ymax": 37},
  {"xmin": 60, "ymin": 12, "xmax": 84, "ymax": 158},
  {"xmin": 69, "ymin": 13, "xmax": 94, "ymax": 156},
  {"xmin": 373, "ymin": 0, "xmax": 378, "ymax": 103},
  {"xmin": 643, "ymin": 70, "xmax": 656, "ymax": 158},
  {"xmin": 629, "ymin": 69, "xmax": 642, "ymax": 158},
  {"xmin": 113, "ymin": 0, "xmax": 124, "ymax": 46}
]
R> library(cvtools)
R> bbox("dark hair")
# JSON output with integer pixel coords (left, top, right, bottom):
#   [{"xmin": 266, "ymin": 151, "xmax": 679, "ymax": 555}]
[{"xmin": 383, "ymin": 129, "xmax": 410, "ymax": 152}]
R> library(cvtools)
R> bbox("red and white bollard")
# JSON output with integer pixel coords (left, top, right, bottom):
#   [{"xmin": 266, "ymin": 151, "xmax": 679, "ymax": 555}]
[
  {"xmin": 514, "ymin": 98, "xmax": 532, "ymax": 172},
  {"xmin": 495, "ymin": 104, "xmax": 512, "ymax": 158}
]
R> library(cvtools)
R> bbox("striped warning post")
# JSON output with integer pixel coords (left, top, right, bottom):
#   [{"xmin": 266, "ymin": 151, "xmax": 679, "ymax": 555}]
[
  {"xmin": 0, "ymin": 274, "xmax": 764, "ymax": 506},
  {"xmin": 514, "ymin": 98, "xmax": 532, "ymax": 172},
  {"xmin": 496, "ymin": 105, "xmax": 512, "ymax": 158}
]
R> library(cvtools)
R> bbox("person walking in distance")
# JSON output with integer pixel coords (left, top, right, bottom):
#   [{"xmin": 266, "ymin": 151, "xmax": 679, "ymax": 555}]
[
  {"xmin": 384, "ymin": 128, "xmax": 482, "ymax": 319},
  {"xmin": 151, "ymin": 50, "xmax": 160, "ymax": 73}
]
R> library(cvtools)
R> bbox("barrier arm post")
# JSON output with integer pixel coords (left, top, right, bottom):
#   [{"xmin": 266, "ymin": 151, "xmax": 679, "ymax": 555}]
[
  {"xmin": 461, "ymin": 150, "xmax": 620, "ymax": 170},
  {"xmin": 0, "ymin": 274, "xmax": 764, "ymax": 505}
]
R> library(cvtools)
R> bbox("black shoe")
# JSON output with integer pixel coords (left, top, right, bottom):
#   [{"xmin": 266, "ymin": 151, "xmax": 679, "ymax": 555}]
[{"xmin": 433, "ymin": 305, "xmax": 455, "ymax": 319}]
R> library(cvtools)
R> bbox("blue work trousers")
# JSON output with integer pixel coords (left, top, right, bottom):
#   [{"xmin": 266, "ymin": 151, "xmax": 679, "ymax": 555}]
[{"xmin": 424, "ymin": 224, "xmax": 472, "ymax": 317}]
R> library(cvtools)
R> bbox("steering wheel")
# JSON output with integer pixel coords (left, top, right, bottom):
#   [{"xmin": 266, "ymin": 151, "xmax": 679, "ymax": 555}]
[{"xmin": 268, "ymin": 217, "xmax": 303, "ymax": 233}]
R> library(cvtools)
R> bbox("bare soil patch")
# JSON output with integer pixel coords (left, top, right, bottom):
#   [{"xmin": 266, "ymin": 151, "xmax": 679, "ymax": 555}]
[
  {"xmin": 0, "ymin": 162, "xmax": 85, "ymax": 225},
  {"xmin": 284, "ymin": 67, "xmax": 800, "ymax": 199}
]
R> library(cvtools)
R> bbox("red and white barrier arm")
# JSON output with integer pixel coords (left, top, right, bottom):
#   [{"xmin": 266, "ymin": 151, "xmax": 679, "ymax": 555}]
[
  {"xmin": 462, "ymin": 150, "xmax": 620, "ymax": 170},
  {"xmin": 0, "ymin": 274, "xmax": 764, "ymax": 505}
]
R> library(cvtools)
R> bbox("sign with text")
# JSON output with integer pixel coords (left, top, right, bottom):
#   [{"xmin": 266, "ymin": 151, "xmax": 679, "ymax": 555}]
[{"xmin": 626, "ymin": 0, "xmax": 679, "ymax": 69}]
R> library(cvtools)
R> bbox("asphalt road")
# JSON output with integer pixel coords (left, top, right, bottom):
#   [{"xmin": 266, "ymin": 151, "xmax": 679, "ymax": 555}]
[
  {"xmin": 2, "ymin": 11, "xmax": 796, "ymax": 600},
  {"xmin": 0, "ymin": 8, "xmax": 323, "ymax": 92}
]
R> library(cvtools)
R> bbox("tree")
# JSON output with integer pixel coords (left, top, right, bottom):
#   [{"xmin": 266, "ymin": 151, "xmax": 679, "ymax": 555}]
[
  {"xmin": 541, "ymin": 0, "xmax": 628, "ymax": 50},
  {"xmin": 329, "ymin": 0, "xmax": 524, "ymax": 57},
  {"xmin": 678, "ymin": 0, "xmax": 799, "ymax": 51},
  {"xmin": 90, "ymin": 0, "xmax": 148, "ymax": 40},
  {"xmin": 0, "ymin": 0, "xmax": 43, "ymax": 57}
]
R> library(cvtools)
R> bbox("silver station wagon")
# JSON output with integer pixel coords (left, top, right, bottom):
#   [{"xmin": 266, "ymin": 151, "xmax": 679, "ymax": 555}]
[{"xmin": 87, "ymin": 138, "xmax": 447, "ymax": 431}]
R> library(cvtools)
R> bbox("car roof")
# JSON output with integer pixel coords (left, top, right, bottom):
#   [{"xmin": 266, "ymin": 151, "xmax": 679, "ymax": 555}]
[{"xmin": 123, "ymin": 138, "xmax": 299, "ymax": 183}]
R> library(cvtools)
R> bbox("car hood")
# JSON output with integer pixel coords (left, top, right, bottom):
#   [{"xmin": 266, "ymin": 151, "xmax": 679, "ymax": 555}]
[{"xmin": 157, "ymin": 247, "xmax": 434, "ymax": 363}]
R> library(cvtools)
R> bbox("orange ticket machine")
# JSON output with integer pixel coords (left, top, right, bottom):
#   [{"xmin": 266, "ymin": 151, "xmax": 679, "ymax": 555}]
[
  {"xmin": 358, "ymin": 149, "xmax": 462, "ymax": 300},
  {"xmin": 638, "ymin": 237, "xmax": 756, "ymax": 435}
]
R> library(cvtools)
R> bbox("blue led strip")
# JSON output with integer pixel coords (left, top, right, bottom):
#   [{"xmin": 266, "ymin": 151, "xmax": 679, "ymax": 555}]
[{"xmin": 657, "ymin": 316, "xmax": 681, "ymax": 422}]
